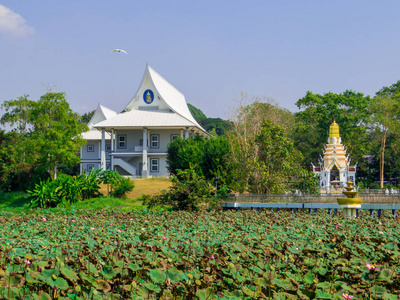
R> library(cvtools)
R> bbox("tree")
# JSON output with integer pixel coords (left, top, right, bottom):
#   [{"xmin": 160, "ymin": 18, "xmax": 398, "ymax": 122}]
[
  {"xmin": 249, "ymin": 120, "xmax": 315, "ymax": 193},
  {"xmin": 294, "ymin": 90, "xmax": 372, "ymax": 177},
  {"xmin": 147, "ymin": 166, "xmax": 217, "ymax": 211},
  {"xmin": 80, "ymin": 109, "xmax": 95, "ymax": 124},
  {"xmin": 226, "ymin": 94, "xmax": 295, "ymax": 192},
  {"xmin": 166, "ymin": 135, "xmax": 233, "ymax": 187},
  {"xmin": 371, "ymin": 81, "xmax": 400, "ymax": 188},
  {"xmin": 1, "ymin": 92, "xmax": 88, "ymax": 180}
]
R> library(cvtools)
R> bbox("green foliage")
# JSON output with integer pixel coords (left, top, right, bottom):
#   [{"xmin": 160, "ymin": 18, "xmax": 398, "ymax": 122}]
[
  {"xmin": 294, "ymin": 90, "xmax": 372, "ymax": 173},
  {"xmin": 188, "ymin": 103, "xmax": 230, "ymax": 136},
  {"xmin": 187, "ymin": 103, "xmax": 207, "ymax": 123},
  {"xmin": 0, "ymin": 209, "xmax": 400, "ymax": 298},
  {"xmin": 148, "ymin": 166, "xmax": 217, "ymax": 210},
  {"xmin": 80, "ymin": 109, "xmax": 95, "ymax": 124},
  {"xmin": 167, "ymin": 135, "xmax": 233, "ymax": 187},
  {"xmin": 215, "ymin": 184, "xmax": 229, "ymax": 199},
  {"xmin": 1, "ymin": 92, "xmax": 88, "ymax": 181},
  {"xmin": 227, "ymin": 97, "xmax": 297, "ymax": 192},
  {"xmin": 28, "ymin": 169, "xmax": 102, "ymax": 208},
  {"xmin": 99, "ymin": 170, "xmax": 135, "ymax": 198},
  {"xmin": 247, "ymin": 120, "xmax": 310, "ymax": 193}
]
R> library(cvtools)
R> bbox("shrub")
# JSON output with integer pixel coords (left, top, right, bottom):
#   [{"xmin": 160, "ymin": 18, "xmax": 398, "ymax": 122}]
[
  {"xmin": 148, "ymin": 166, "xmax": 218, "ymax": 211},
  {"xmin": 28, "ymin": 169, "xmax": 102, "ymax": 208},
  {"xmin": 99, "ymin": 170, "xmax": 134, "ymax": 198}
]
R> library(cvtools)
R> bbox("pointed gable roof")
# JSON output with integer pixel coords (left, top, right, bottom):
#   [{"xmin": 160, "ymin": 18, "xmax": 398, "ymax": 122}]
[
  {"xmin": 82, "ymin": 104, "xmax": 117, "ymax": 140},
  {"xmin": 88, "ymin": 104, "xmax": 117, "ymax": 128},
  {"xmin": 124, "ymin": 65, "xmax": 204, "ymax": 131}
]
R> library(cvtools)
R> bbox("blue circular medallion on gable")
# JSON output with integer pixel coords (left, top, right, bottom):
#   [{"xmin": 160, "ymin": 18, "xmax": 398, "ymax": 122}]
[{"xmin": 143, "ymin": 89, "xmax": 154, "ymax": 104}]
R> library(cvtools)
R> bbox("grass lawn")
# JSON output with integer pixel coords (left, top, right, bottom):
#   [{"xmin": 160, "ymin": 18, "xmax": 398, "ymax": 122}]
[{"xmin": 99, "ymin": 177, "xmax": 172, "ymax": 199}]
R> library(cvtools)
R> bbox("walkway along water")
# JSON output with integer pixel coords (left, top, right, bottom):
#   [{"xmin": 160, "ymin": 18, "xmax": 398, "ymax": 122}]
[{"xmin": 222, "ymin": 191, "xmax": 400, "ymax": 217}]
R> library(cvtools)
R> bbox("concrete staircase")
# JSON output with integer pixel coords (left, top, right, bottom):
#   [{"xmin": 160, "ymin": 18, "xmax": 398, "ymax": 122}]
[{"xmin": 113, "ymin": 158, "xmax": 137, "ymax": 176}]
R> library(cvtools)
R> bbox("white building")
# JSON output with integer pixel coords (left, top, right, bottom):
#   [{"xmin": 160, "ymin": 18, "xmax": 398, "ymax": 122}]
[{"xmin": 80, "ymin": 65, "xmax": 208, "ymax": 178}]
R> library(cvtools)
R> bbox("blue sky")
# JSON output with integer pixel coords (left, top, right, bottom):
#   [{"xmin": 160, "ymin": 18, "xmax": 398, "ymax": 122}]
[{"xmin": 1, "ymin": 1, "xmax": 400, "ymax": 119}]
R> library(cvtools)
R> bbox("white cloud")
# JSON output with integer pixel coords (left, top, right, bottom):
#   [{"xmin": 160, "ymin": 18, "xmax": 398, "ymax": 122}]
[{"xmin": 0, "ymin": 5, "xmax": 35, "ymax": 37}]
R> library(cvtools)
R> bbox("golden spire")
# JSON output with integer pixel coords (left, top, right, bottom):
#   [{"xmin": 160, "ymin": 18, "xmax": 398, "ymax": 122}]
[{"xmin": 329, "ymin": 120, "xmax": 340, "ymax": 141}]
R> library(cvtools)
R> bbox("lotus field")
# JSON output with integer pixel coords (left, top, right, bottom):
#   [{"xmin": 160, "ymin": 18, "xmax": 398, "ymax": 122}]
[{"xmin": 1, "ymin": 208, "xmax": 400, "ymax": 299}]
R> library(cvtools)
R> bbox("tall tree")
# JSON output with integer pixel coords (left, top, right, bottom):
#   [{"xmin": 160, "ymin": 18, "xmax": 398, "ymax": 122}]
[
  {"xmin": 371, "ymin": 81, "xmax": 400, "ymax": 188},
  {"xmin": 1, "ymin": 92, "xmax": 88, "ymax": 180},
  {"xmin": 294, "ymin": 91, "xmax": 372, "ymax": 177},
  {"xmin": 251, "ymin": 120, "xmax": 310, "ymax": 193},
  {"xmin": 226, "ymin": 94, "xmax": 296, "ymax": 192},
  {"xmin": 167, "ymin": 135, "xmax": 233, "ymax": 186}
]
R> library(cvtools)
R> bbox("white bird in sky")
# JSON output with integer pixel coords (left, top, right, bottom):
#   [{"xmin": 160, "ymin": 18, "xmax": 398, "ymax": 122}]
[{"xmin": 111, "ymin": 49, "xmax": 127, "ymax": 54}]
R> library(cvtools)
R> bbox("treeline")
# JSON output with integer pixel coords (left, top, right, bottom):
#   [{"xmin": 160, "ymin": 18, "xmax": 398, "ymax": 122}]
[
  {"xmin": 0, "ymin": 92, "xmax": 88, "ymax": 191},
  {"xmin": 1, "ymin": 79, "xmax": 400, "ymax": 195},
  {"xmin": 185, "ymin": 80, "xmax": 400, "ymax": 191}
]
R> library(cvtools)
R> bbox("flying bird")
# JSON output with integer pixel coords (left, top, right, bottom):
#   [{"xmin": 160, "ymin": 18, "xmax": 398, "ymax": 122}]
[{"xmin": 111, "ymin": 49, "xmax": 127, "ymax": 54}]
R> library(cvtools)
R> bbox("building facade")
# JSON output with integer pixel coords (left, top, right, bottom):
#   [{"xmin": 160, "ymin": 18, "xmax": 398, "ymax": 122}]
[
  {"xmin": 80, "ymin": 65, "xmax": 208, "ymax": 178},
  {"xmin": 312, "ymin": 121, "xmax": 357, "ymax": 194}
]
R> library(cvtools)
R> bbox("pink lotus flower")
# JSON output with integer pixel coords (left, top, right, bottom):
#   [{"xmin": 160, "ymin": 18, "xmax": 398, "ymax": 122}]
[
  {"xmin": 366, "ymin": 262, "xmax": 378, "ymax": 270},
  {"xmin": 141, "ymin": 228, "xmax": 145, "ymax": 231},
  {"xmin": 311, "ymin": 224, "xmax": 315, "ymax": 227},
  {"xmin": 378, "ymin": 221, "xmax": 382, "ymax": 225},
  {"xmin": 42, "ymin": 217, "xmax": 47, "ymax": 221},
  {"xmin": 72, "ymin": 220, "xmax": 75, "ymax": 223},
  {"xmin": 162, "ymin": 236, "xmax": 167, "ymax": 241},
  {"xmin": 24, "ymin": 259, "xmax": 31, "ymax": 265},
  {"xmin": 379, "ymin": 231, "xmax": 384, "ymax": 235},
  {"xmin": 90, "ymin": 227, "xmax": 95, "ymax": 231},
  {"xmin": 318, "ymin": 239, "xmax": 323, "ymax": 243},
  {"xmin": 210, "ymin": 255, "xmax": 215, "ymax": 260},
  {"xmin": 342, "ymin": 293, "xmax": 354, "ymax": 299},
  {"xmin": 323, "ymin": 226, "xmax": 327, "ymax": 229},
  {"xmin": 130, "ymin": 218, "xmax": 133, "ymax": 221}
]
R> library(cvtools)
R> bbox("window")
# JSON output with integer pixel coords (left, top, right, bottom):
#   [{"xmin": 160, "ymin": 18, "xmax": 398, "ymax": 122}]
[
  {"xmin": 171, "ymin": 134, "xmax": 179, "ymax": 142},
  {"xmin": 87, "ymin": 164, "xmax": 94, "ymax": 172},
  {"xmin": 118, "ymin": 135, "xmax": 127, "ymax": 149},
  {"xmin": 106, "ymin": 144, "xmax": 111, "ymax": 152},
  {"xmin": 150, "ymin": 134, "xmax": 159, "ymax": 148},
  {"xmin": 151, "ymin": 158, "xmax": 159, "ymax": 172},
  {"xmin": 106, "ymin": 164, "xmax": 110, "ymax": 170},
  {"xmin": 87, "ymin": 144, "xmax": 94, "ymax": 152}
]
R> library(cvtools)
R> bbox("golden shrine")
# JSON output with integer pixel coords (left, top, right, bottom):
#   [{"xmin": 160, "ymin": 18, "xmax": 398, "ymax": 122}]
[{"xmin": 312, "ymin": 121, "xmax": 357, "ymax": 194}]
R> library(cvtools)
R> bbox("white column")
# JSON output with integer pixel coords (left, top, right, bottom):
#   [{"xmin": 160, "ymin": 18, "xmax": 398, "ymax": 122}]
[
  {"xmin": 180, "ymin": 129, "xmax": 183, "ymax": 139},
  {"xmin": 100, "ymin": 128, "xmax": 106, "ymax": 170},
  {"xmin": 142, "ymin": 128, "xmax": 148, "ymax": 179},
  {"xmin": 185, "ymin": 127, "xmax": 189, "ymax": 139},
  {"xmin": 110, "ymin": 129, "xmax": 114, "ymax": 171}
]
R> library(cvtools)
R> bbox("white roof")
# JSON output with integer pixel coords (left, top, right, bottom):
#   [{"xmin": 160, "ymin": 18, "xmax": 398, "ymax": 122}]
[
  {"xmin": 124, "ymin": 65, "xmax": 206, "ymax": 132},
  {"xmin": 81, "ymin": 104, "xmax": 116, "ymax": 140},
  {"xmin": 88, "ymin": 104, "xmax": 117, "ymax": 128},
  {"xmin": 82, "ymin": 128, "xmax": 111, "ymax": 140},
  {"xmin": 93, "ymin": 109, "xmax": 196, "ymax": 129}
]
